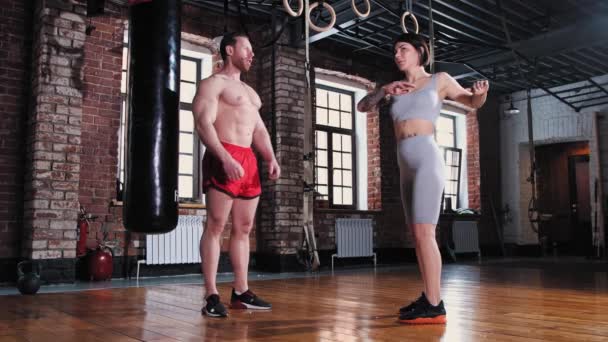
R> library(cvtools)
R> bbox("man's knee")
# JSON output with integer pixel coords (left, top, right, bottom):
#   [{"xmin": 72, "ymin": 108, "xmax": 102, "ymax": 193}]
[
  {"xmin": 205, "ymin": 214, "xmax": 228, "ymax": 235},
  {"xmin": 232, "ymin": 219, "xmax": 254, "ymax": 235}
]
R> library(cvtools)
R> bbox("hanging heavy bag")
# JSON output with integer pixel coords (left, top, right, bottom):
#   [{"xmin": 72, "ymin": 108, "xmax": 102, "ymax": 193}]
[
  {"xmin": 17, "ymin": 261, "xmax": 41, "ymax": 295},
  {"xmin": 124, "ymin": 0, "xmax": 181, "ymax": 233}
]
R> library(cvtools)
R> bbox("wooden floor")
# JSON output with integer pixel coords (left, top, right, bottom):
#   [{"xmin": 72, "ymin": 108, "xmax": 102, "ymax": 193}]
[{"xmin": 1, "ymin": 259, "xmax": 608, "ymax": 341}]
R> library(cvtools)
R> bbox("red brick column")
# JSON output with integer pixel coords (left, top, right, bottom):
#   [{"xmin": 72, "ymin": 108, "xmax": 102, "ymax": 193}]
[
  {"xmin": 255, "ymin": 43, "xmax": 307, "ymax": 271},
  {"xmin": 467, "ymin": 110, "xmax": 481, "ymax": 210},
  {"xmin": 367, "ymin": 106, "xmax": 382, "ymax": 210},
  {"xmin": 21, "ymin": 1, "xmax": 88, "ymax": 281}
]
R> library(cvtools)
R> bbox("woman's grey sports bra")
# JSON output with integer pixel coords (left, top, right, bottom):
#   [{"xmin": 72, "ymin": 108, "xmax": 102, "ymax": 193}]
[{"xmin": 389, "ymin": 74, "xmax": 441, "ymax": 125}]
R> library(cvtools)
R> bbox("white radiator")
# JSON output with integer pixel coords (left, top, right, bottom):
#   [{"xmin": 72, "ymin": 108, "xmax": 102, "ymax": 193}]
[
  {"xmin": 136, "ymin": 215, "xmax": 204, "ymax": 280},
  {"xmin": 452, "ymin": 220, "xmax": 480, "ymax": 255},
  {"xmin": 332, "ymin": 218, "xmax": 376, "ymax": 270}
]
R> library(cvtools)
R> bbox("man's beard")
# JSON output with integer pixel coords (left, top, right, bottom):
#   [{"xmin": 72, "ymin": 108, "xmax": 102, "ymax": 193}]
[{"xmin": 236, "ymin": 59, "xmax": 251, "ymax": 72}]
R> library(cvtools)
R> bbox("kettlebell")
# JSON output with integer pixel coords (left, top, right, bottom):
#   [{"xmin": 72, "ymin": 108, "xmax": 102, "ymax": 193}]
[{"xmin": 17, "ymin": 261, "xmax": 41, "ymax": 295}]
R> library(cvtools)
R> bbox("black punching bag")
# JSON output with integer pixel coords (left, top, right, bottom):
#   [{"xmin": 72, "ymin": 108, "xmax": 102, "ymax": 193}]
[{"xmin": 124, "ymin": 0, "xmax": 180, "ymax": 233}]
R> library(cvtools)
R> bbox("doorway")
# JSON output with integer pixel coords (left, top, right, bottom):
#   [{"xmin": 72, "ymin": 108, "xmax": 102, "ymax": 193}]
[{"xmin": 535, "ymin": 141, "xmax": 591, "ymax": 256}]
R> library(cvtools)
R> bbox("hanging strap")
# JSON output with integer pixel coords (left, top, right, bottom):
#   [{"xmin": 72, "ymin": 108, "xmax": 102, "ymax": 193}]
[
  {"xmin": 428, "ymin": 0, "xmax": 435, "ymax": 72},
  {"xmin": 223, "ymin": 0, "xmax": 228, "ymax": 32}
]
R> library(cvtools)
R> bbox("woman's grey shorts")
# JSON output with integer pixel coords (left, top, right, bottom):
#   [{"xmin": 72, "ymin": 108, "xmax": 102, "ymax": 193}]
[{"xmin": 397, "ymin": 135, "xmax": 445, "ymax": 225}]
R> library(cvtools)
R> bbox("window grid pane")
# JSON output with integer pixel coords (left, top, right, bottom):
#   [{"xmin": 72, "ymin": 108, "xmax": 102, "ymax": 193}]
[
  {"xmin": 442, "ymin": 147, "xmax": 462, "ymax": 210},
  {"xmin": 316, "ymin": 108, "xmax": 328, "ymax": 125},
  {"xmin": 314, "ymin": 85, "xmax": 356, "ymax": 208},
  {"xmin": 436, "ymin": 114, "xmax": 456, "ymax": 148}
]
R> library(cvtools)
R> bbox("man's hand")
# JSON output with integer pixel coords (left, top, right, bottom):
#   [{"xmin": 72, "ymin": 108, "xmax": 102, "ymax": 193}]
[
  {"xmin": 222, "ymin": 157, "xmax": 245, "ymax": 181},
  {"xmin": 268, "ymin": 158, "xmax": 281, "ymax": 180}
]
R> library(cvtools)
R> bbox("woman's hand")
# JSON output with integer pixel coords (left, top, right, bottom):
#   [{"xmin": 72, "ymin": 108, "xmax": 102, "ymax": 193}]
[
  {"xmin": 471, "ymin": 80, "xmax": 489, "ymax": 96},
  {"xmin": 382, "ymin": 81, "xmax": 416, "ymax": 96}
]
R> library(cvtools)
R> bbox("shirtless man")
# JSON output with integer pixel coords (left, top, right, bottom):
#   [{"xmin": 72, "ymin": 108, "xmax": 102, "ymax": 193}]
[{"xmin": 193, "ymin": 32, "xmax": 280, "ymax": 318}]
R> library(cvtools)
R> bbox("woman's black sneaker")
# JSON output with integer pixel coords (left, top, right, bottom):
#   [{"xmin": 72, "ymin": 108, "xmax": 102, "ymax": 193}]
[
  {"xmin": 398, "ymin": 299, "xmax": 447, "ymax": 324},
  {"xmin": 230, "ymin": 289, "xmax": 272, "ymax": 310},
  {"xmin": 399, "ymin": 292, "xmax": 428, "ymax": 314},
  {"xmin": 202, "ymin": 294, "xmax": 228, "ymax": 318}
]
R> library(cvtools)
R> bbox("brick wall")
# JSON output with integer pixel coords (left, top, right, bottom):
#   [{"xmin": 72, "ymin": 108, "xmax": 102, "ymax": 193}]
[
  {"xmin": 257, "ymin": 42, "xmax": 307, "ymax": 256},
  {"xmin": 367, "ymin": 107, "xmax": 382, "ymax": 210},
  {"xmin": 79, "ymin": 2, "xmax": 126, "ymax": 254},
  {"xmin": 80, "ymin": 4, "xmax": 261, "ymax": 258},
  {"xmin": 22, "ymin": 0, "xmax": 88, "ymax": 263},
  {"xmin": 0, "ymin": 0, "xmax": 33, "ymax": 260},
  {"xmin": 2, "ymin": 1, "xmax": 498, "ymax": 276},
  {"xmin": 466, "ymin": 111, "xmax": 481, "ymax": 210}
]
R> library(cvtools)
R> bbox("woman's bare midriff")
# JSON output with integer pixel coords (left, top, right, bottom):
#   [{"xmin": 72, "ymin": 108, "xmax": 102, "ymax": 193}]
[{"xmin": 393, "ymin": 118, "xmax": 435, "ymax": 140}]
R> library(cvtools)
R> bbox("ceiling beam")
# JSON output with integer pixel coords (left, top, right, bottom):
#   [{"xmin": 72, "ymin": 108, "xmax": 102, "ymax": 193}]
[
  {"xmin": 464, "ymin": 15, "xmax": 608, "ymax": 69},
  {"xmin": 309, "ymin": 8, "xmax": 387, "ymax": 43}
]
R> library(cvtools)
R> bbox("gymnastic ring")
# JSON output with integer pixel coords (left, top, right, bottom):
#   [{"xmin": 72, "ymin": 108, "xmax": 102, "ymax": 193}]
[
  {"xmin": 351, "ymin": 0, "xmax": 370, "ymax": 18},
  {"xmin": 308, "ymin": 2, "xmax": 337, "ymax": 32},
  {"xmin": 283, "ymin": 0, "xmax": 303, "ymax": 17},
  {"xmin": 401, "ymin": 11, "xmax": 419, "ymax": 34}
]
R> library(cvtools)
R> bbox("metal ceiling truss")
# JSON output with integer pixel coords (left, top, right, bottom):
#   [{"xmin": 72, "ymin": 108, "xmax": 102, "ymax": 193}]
[{"xmin": 184, "ymin": 0, "xmax": 608, "ymax": 105}]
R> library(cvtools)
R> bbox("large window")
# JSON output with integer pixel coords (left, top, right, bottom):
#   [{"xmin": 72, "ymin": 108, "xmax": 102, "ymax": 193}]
[
  {"xmin": 118, "ymin": 32, "xmax": 212, "ymax": 202},
  {"xmin": 436, "ymin": 114, "xmax": 461, "ymax": 210},
  {"xmin": 314, "ymin": 85, "xmax": 356, "ymax": 208},
  {"xmin": 436, "ymin": 114, "xmax": 456, "ymax": 148},
  {"xmin": 177, "ymin": 55, "xmax": 204, "ymax": 200}
]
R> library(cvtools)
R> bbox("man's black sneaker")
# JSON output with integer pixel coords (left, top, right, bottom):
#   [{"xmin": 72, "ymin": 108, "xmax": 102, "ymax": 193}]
[
  {"xmin": 202, "ymin": 294, "xmax": 228, "ymax": 318},
  {"xmin": 230, "ymin": 289, "xmax": 272, "ymax": 310},
  {"xmin": 399, "ymin": 292, "xmax": 428, "ymax": 314},
  {"xmin": 398, "ymin": 299, "xmax": 447, "ymax": 324}
]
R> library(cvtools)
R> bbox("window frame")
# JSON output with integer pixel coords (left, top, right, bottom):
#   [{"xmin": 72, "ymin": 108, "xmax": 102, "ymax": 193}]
[
  {"xmin": 442, "ymin": 147, "xmax": 462, "ymax": 210},
  {"xmin": 314, "ymin": 84, "xmax": 358, "ymax": 209},
  {"xmin": 177, "ymin": 55, "xmax": 204, "ymax": 202},
  {"xmin": 435, "ymin": 113, "xmax": 457, "ymax": 148},
  {"xmin": 435, "ymin": 113, "xmax": 461, "ymax": 210}
]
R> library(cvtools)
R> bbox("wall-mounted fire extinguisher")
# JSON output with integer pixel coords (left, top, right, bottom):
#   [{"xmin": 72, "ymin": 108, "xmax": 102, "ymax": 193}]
[
  {"xmin": 77, "ymin": 206, "xmax": 97, "ymax": 257},
  {"xmin": 77, "ymin": 206, "xmax": 88, "ymax": 257}
]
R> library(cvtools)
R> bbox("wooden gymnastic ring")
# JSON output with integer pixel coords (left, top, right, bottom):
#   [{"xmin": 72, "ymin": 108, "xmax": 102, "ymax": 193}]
[
  {"xmin": 283, "ymin": 0, "xmax": 303, "ymax": 17},
  {"xmin": 308, "ymin": 2, "xmax": 337, "ymax": 32},
  {"xmin": 401, "ymin": 11, "xmax": 419, "ymax": 34},
  {"xmin": 351, "ymin": 0, "xmax": 370, "ymax": 18}
]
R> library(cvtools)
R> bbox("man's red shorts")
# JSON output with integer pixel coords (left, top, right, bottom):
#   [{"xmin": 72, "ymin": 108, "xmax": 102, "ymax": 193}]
[{"xmin": 202, "ymin": 142, "xmax": 262, "ymax": 199}]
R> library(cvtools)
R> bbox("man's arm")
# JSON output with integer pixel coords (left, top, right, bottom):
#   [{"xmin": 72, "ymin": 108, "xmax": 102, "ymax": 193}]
[
  {"xmin": 252, "ymin": 115, "xmax": 275, "ymax": 162},
  {"xmin": 192, "ymin": 78, "xmax": 229, "ymax": 161},
  {"xmin": 192, "ymin": 77, "xmax": 243, "ymax": 180},
  {"xmin": 252, "ymin": 115, "xmax": 280, "ymax": 180}
]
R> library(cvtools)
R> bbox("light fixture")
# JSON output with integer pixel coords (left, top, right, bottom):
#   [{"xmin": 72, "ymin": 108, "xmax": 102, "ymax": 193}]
[{"xmin": 504, "ymin": 98, "xmax": 520, "ymax": 116}]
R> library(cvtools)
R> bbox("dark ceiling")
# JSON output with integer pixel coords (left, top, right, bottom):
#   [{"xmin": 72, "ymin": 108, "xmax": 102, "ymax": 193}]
[{"xmin": 181, "ymin": 0, "xmax": 608, "ymax": 110}]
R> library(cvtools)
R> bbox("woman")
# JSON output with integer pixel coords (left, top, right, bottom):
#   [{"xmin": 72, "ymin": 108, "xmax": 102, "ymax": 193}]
[{"xmin": 357, "ymin": 33, "xmax": 489, "ymax": 324}]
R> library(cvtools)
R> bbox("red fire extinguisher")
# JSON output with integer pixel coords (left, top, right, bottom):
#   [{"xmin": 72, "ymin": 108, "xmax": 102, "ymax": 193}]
[
  {"xmin": 77, "ymin": 206, "xmax": 97, "ymax": 257},
  {"xmin": 77, "ymin": 207, "xmax": 88, "ymax": 257}
]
